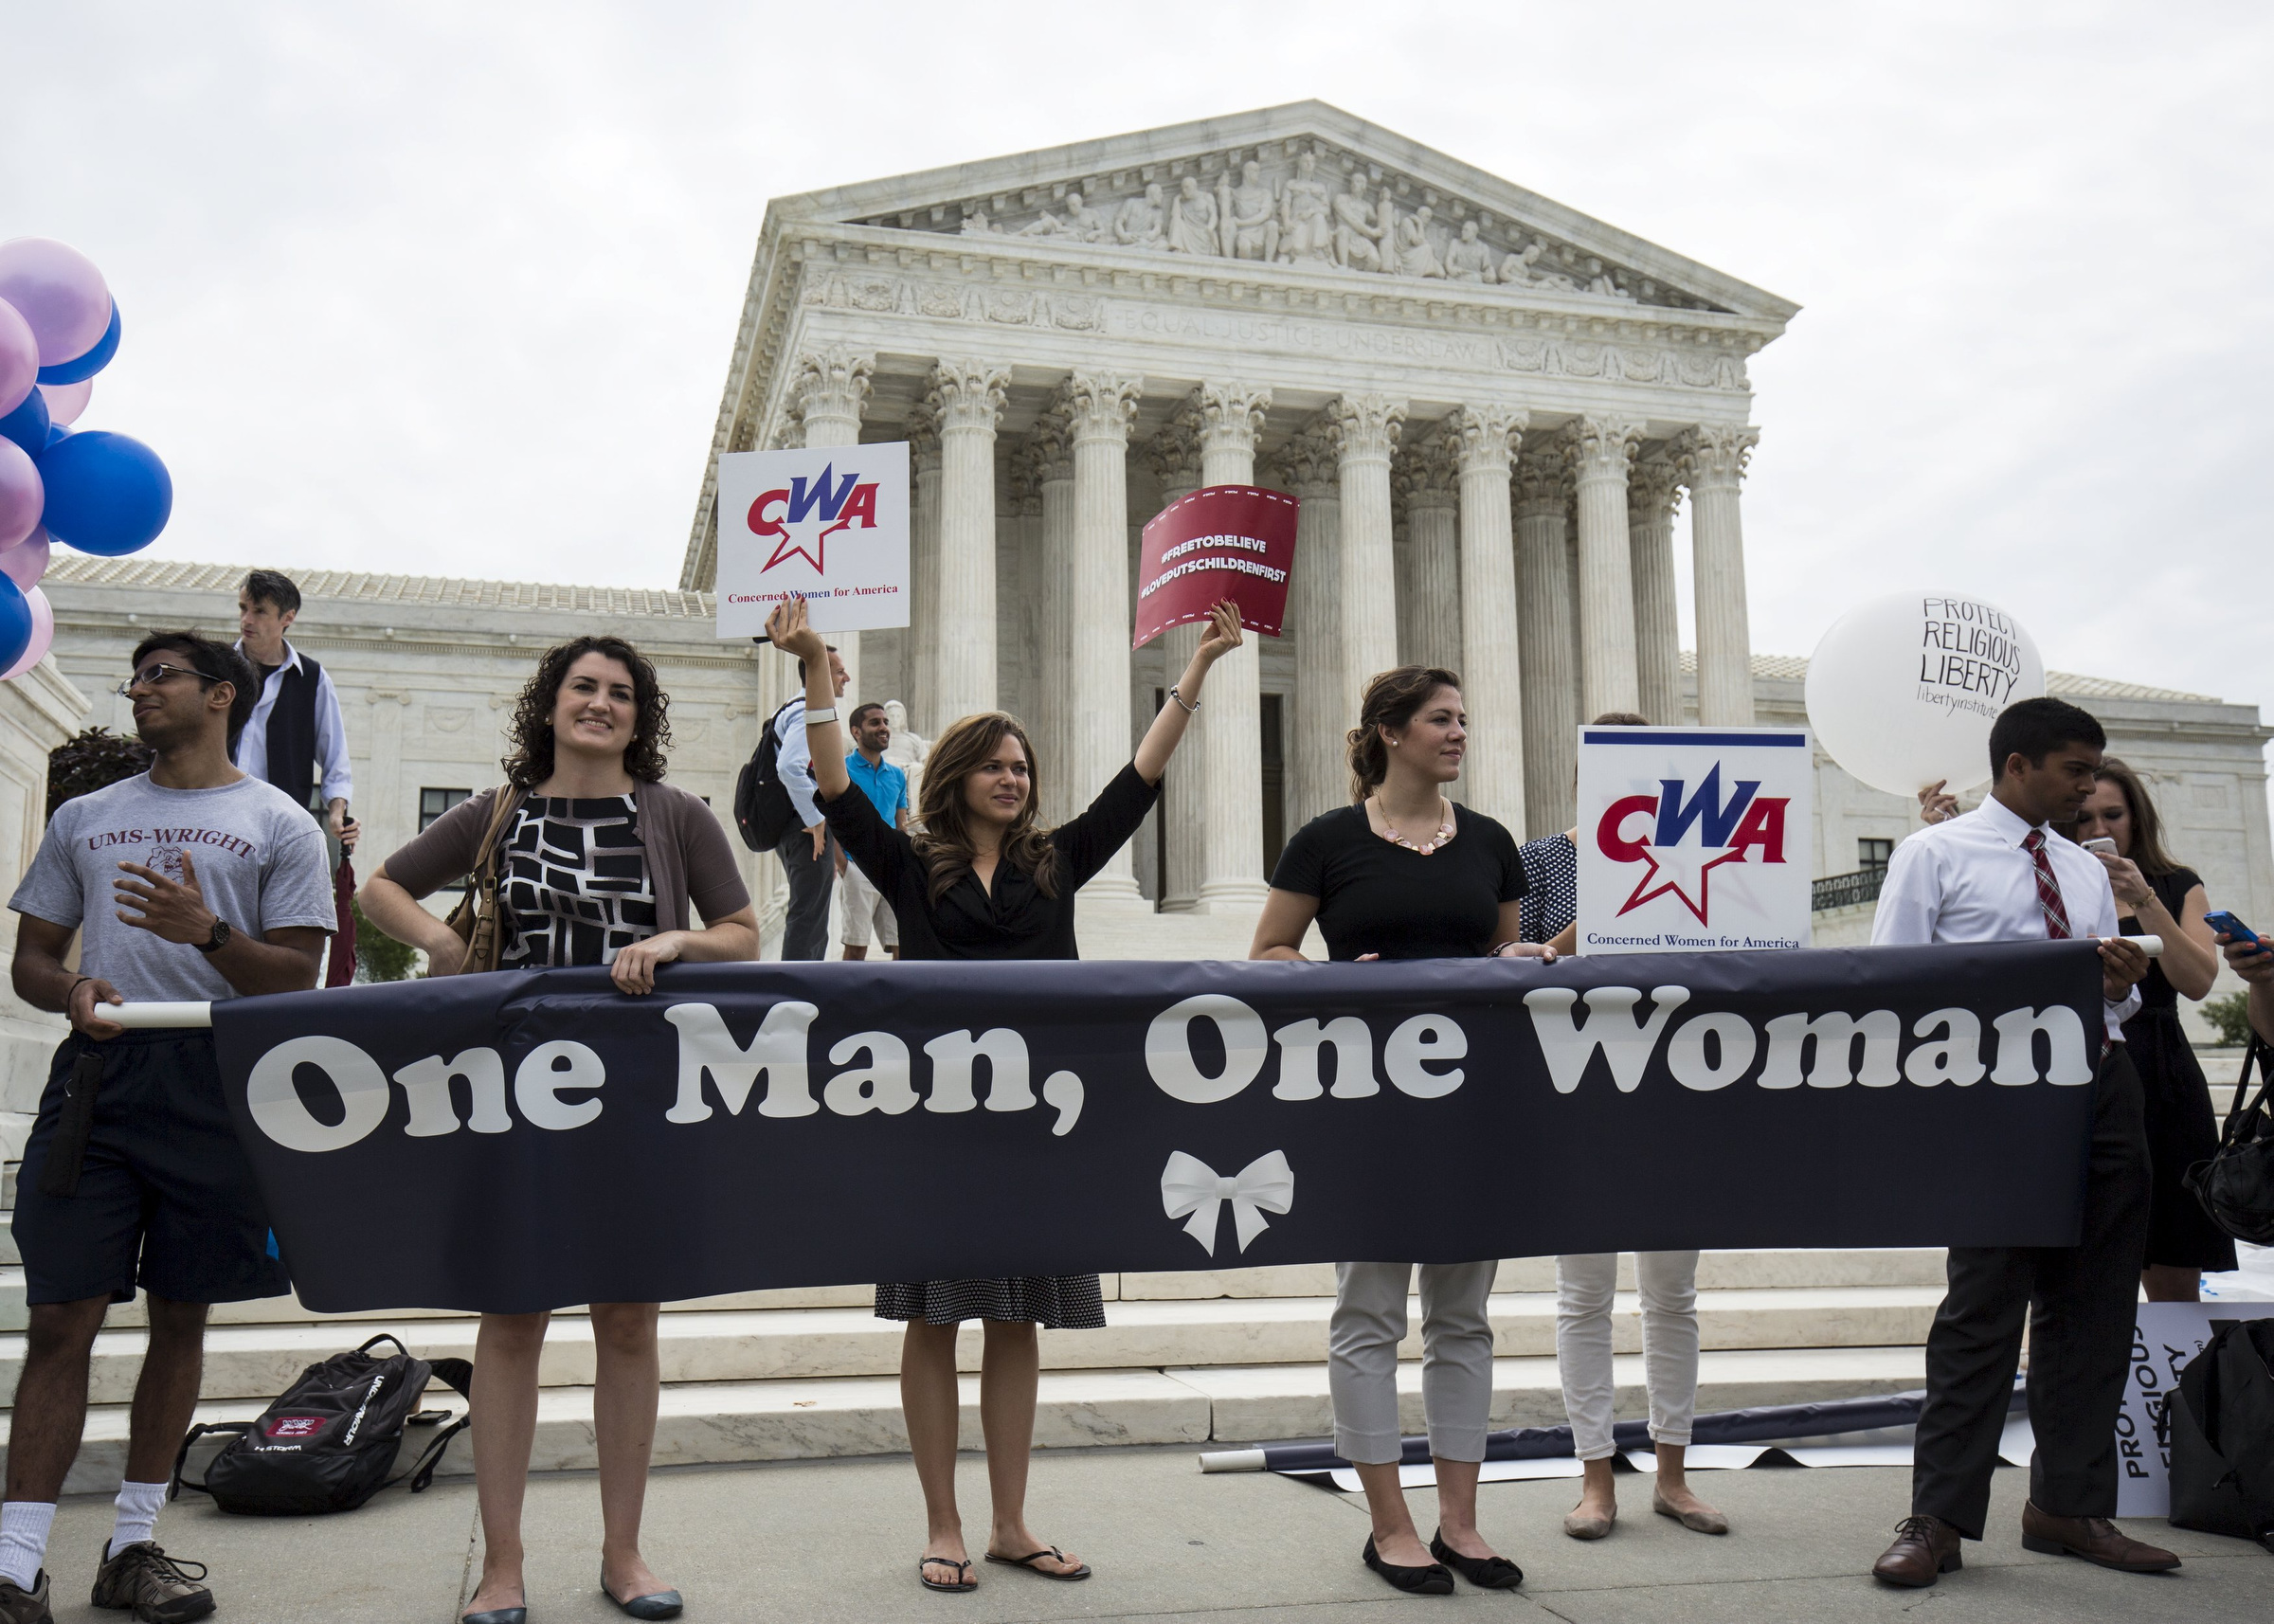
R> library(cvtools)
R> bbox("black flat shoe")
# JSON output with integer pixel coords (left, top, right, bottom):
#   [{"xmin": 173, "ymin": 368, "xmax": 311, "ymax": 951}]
[
  {"xmin": 601, "ymin": 1570, "xmax": 684, "ymax": 1620},
  {"xmin": 1430, "ymin": 1530, "xmax": 1524, "ymax": 1590},
  {"xmin": 1362, "ymin": 1536, "xmax": 1453, "ymax": 1596},
  {"xmin": 460, "ymin": 1611, "xmax": 526, "ymax": 1624}
]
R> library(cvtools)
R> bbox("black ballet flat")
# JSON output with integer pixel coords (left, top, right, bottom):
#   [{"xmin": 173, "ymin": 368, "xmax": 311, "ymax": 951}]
[
  {"xmin": 1430, "ymin": 1530, "xmax": 1525, "ymax": 1589},
  {"xmin": 1362, "ymin": 1535, "xmax": 1453, "ymax": 1596},
  {"xmin": 460, "ymin": 1610, "xmax": 526, "ymax": 1624},
  {"xmin": 600, "ymin": 1568, "xmax": 684, "ymax": 1620}
]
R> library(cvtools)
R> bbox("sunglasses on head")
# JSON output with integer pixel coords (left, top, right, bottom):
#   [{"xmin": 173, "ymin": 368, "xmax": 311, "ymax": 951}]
[{"xmin": 116, "ymin": 662, "xmax": 223, "ymax": 698}]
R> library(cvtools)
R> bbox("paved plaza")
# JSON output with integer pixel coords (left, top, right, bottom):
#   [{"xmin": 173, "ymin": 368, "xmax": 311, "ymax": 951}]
[{"xmin": 26, "ymin": 1446, "xmax": 2271, "ymax": 1622}]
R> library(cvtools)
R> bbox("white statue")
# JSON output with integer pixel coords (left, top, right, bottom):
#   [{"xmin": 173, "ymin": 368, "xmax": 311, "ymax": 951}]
[
  {"xmin": 1331, "ymin": 176, "xmax": 1388, "ymax": 272},
  {"xmin": 882, "ymin": 700, "xmax": 931, "ymax": 806},
  {"xmin": 1498, "ymin": 240, "xmax": 1578, "ymax": 291},
  {"xmin": 1019, "ymin": 189, "xmax": 1108, "ymax": 243},
  {"xmin": 1443, "ymin": 219, "xmax": 1494, "ymax": 282},
  {"xmin": 1115, "ymin": 182, "xmax": 1166, "ymax": 248},
  {"xmin": 1277, "ymin": 152, "xmax": 1335, "ymax": 262},
  {"xmin": 1165, "ymin": 175, "xmax": 1219, "ymax": 255},
  {"xmin": 1396, "ymin": 205, "xmax": 1445, "ymax": 279},
  {"xmin": 1219, "ymin": 159, "xmax": 1280, "ymax": 260},
  {"xmin": 1587, "ymin": 272, "xmax": 1635, "ymax": 300},
  {"xmin": 960, "ymin": 209, "xmax": 999, "ymax": 236}
]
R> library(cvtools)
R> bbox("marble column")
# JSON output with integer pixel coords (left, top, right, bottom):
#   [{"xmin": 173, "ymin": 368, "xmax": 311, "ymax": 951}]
[
  {"xmin": 1066, "ymin": 371, "xmax": 1146, "ymax": 903},
  {"xmin": 1276, "ymin": 423, "xmax": 1344, "ymax": 830},
  {"xmin": 1515, "ymin": 447, "xmax": 1578, "ymax": 836},
  {"xmin": 1194, "ymin": 381, "xmax": 1272, "ymax": 912},
  {"xmin": 1628, "ymin": 452, "xmax": 1683, "ymax": 728},
  {"xmin": 791, "ymin": 347, "xmax": 875, "ymax": 705},
  {"xmin": 1449, "ymin": 406, "xmax": 1526, "ymax": 826},
  {"xmin": 1677, "ymin": 424, "xmax": 1761, "ymax": 727},
  {"xmin": 1029, "ymin": 419, "xmax": 1074, "ymax": 823},
  {"xmin": 1562, "ymin": 416, "xmax": 1645, "ymax": 721},
  {"xmin": 1326, "ymin": 393, "xmax": 1407, "ymax": 714},
  {"xmin": 907, "ymin": 415, "xmax": 943, "ymax": 735},
  {"xmin": 1146, "ymin": 410, "xmax": 1204, "ymax": 911},
  {"xmin": 1394, "ymin": 431, "xmax": 1460, "ymax": 675},
  {"xmin": 929, "ymin": 360, "xmax": 1009, "ymax": 729}
]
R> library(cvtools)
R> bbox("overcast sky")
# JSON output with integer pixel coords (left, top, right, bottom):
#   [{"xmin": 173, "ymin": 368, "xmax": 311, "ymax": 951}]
[{"xmin": 9, "ymin": 2, "xmax": 2269, "ymax": 785}]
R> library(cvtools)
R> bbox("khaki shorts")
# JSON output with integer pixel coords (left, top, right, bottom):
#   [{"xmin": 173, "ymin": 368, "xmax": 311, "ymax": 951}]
[{"xmin": 840, "ymin": 860, "xmax": 899, "ymax": 949}]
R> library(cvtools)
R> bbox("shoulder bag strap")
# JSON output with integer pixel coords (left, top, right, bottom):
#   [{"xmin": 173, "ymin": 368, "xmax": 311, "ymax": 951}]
[{"xmin": 169, "ymin": 1421, "xmax": 253, "ymax": 1500}]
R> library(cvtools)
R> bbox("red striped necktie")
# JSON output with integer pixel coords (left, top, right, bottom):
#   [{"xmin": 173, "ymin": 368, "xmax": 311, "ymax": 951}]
[{"xmin": 2023, "ymin": 829, "xmax": 2073, "ymax": 940}]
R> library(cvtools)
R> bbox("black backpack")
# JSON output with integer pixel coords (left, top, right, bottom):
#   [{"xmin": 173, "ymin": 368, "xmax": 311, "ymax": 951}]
[
  {"xmin": 2167, "ymin": 1317, "xmax": 2274, "ymax": 1553},
  {"xmin": 2187, "ymin": 1037, "xmax": 2274, "ymax": 1245},
  {"xmin": 732, "ymin": 700, "xmax": 803, "ymax": 852},
  {"xmin": 169, "ymin": 1334, "xmax": 472, "ymax": 1516}
]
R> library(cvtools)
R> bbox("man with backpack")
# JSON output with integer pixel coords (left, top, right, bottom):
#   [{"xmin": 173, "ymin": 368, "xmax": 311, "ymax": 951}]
[{"xmin": 2, "ymin": 631, "xmax": 335, "ymax": 1624}]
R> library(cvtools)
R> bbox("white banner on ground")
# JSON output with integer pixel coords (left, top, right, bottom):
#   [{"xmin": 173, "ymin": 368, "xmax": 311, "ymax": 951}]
[
  {"xmin": 1575, "ymin": 726, "xmax": 1814, "ymax": 956},
  {"xmin": 713, "ymin": 442, "xmax": 910, "ymax": 638}
]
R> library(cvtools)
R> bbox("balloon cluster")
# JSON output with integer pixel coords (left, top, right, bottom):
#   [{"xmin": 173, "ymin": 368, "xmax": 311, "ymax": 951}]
[{"xmin": 0, "ymin": 239, "xmax": 173, "ymax": 680}]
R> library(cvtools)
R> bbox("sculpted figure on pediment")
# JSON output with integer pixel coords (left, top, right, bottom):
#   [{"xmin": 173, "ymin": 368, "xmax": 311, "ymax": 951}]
[
  {"xmin": 1020, "ymin": 189, "xmax": 1109, "ymax": 243},
  {"xmin": 1115, "ymin": 182, "xmax": 1167, "ymax": 248},
  {"xmin": 1277, "ymin": 152, "xmax": 1335, "ymax": 263},
  {"xmin": 1165, "ymin": 175, "xmax": 1219, "ymax": 256},
  {"xmin": 1443, "ymin": 220, "xmax": 1494, "ymax": 282},
  {"xmin": 1497, "ymin": 240, "xmax": 1578, "ymax": 291},
  {"xmin": 1331, "ymin": 176, "xmax": 1388, "ymax": 273},
  {"xmin": 1218, "ymin": 160, "xmax": 1280, "ymax": 261},
  {"xmin": 1396, "ymin": 205, "xmax": 1445, "ymax": 279},
  {"xmin": 1587, "ymin": 272, "xmax": 1636, "ymax": 301},
  {"xmin": 960, "ymin": 209, "xmax": 999, "ymax": 236}
]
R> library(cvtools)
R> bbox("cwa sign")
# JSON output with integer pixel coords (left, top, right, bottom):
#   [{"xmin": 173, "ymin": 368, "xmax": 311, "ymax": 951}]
[
  {"xmin": 713, "ymin": 442, "xmax": 910, "ymax": 638},
  {"xmin": 1577, "ymin": 727, "xmax": 1815, "ymax": 956}
]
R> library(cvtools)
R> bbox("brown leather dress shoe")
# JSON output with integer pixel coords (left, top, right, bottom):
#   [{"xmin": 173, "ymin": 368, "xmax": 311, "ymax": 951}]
[
  {"xmin": 2018, "ymin": 1503, "xmax": 2181, "ymax": 1573},
  {"xmin": 1871, "ymin": 1516, "xmax": 1962, "ymax": 1587}
]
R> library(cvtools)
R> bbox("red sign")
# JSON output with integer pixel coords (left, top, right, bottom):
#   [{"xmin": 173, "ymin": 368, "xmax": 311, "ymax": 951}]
[{"xmin": 1132, "ymin": 485, "xmax": 1299, "ymax": 650}]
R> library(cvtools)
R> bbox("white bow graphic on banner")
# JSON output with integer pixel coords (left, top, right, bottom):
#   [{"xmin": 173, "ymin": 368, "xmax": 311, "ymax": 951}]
[{"xmin": 1160, "ymin": 1150, "xmax": 1295, "ymax": 1256}]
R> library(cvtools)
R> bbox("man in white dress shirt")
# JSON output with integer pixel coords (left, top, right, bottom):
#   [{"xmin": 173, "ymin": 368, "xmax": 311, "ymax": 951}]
[{"xmin": 1868, "ymin": 696, "xmax": 2175, "ymax": 1585}]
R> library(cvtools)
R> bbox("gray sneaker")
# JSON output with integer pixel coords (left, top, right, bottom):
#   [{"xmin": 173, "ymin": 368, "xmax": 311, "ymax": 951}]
[
  {"xmin": 89, "ymin": 1542, "xmax": 212, "ymax": 1624},
  {"xmin": 0, "ymin": 1572, "xmax": 51, "ymax": 1624}
]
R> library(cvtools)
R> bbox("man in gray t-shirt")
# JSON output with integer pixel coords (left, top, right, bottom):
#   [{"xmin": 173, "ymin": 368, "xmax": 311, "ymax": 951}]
[{"xmin": 1, "ymin": 630, "xmax": 334, "ymax": 1623}]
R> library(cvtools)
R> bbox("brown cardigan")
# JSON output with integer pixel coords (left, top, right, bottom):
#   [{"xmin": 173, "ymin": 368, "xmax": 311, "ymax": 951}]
[{"xmin": 383, "ymin": 780, "xmax": 750, "ymax": 935}]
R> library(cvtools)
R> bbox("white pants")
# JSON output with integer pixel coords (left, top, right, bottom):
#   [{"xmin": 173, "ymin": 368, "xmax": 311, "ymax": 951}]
[
  {"xmin": 1555, "ymin": 1251, "xmax": 1700, "ymax": 1460},
  {"xmin": 1327, "ymin": 1259, "xmax": 1498, "ymax": 1465},
  {"xmin": 839, "ymin": 860, "xmax": 898, "ymax": 949}
]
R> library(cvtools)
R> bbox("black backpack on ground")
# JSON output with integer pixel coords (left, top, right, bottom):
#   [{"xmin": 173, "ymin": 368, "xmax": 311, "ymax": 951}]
[
  {"xmin": 732, "ymin": 700, "xmax": 803, "ymax": 853},
  {"xmin": 2187, "ymin": 1037, "xmax": 2274, "ymax": 1246},
  {"xmin": 169, "ymin": 1334, "xmax": 472, "ymax": 1516},
  {"xmin": 2167, "ymin": 1317, "xmax": 2274, "ymax": 1554}
]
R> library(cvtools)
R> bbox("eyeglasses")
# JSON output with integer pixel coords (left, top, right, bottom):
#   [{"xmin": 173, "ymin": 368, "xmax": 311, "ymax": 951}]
[{"xmin": 116, "ymin": 662, "xmax": 223, "ymax": 698}]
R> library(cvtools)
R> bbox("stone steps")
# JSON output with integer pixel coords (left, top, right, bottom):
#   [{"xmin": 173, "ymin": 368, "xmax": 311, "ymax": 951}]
[
  {"xmin": 6, "ymin": 1344, "xmax": 1931, "ymax": 1497},
  {"xmin": 0, "ymin": 1283, "xmax": 1947, "ymax": 1408}
]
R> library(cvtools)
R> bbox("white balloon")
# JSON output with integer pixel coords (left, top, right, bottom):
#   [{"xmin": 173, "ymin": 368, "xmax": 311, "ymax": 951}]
[{"xmin": 1805, "ymin": 592, "xmax": 2045, "ymax": 798}]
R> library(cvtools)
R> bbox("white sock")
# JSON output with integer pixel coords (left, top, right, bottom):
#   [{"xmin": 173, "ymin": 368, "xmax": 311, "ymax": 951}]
[
  {"xmin": 0, "ymin": 1502, "xmax": 56, "ymax": 1591},
  {"xmin": 107, "ymin": 1480, "xmax": 167, "ymax": 1560}
]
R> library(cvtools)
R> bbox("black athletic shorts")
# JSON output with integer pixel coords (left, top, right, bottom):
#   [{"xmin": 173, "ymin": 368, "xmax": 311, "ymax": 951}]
[{"xmin": 14, "ymin": 1030, "xmax": 290, "ymax": 1307}]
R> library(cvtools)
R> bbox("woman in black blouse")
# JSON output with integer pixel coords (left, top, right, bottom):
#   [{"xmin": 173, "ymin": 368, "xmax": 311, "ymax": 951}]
[
  {"xmin": 1250, "ymin": 666, "xmax": 1555, "ymax": 1597},
  {"xmin": 766, "ymin": 593, "xmax": 1240, "ymax": 1595}
]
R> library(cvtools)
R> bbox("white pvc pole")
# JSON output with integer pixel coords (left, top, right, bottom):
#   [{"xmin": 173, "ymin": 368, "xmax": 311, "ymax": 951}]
[{"xmin": 94, "ymin": 1001, "xmax": 213, "ymax": 1029}]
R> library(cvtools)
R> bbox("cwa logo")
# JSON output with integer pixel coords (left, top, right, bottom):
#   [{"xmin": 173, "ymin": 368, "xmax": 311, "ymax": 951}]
[
  {"xmin": 747, "ymin": 463, "xmax": 881, "ymax": 574},
  {"xmin": 1595, "ymin": 764, "xmax": 1789, "ymax": 925}
]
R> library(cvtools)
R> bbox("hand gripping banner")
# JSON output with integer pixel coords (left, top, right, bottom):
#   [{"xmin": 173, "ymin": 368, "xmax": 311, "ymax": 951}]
[{"xmin": 212, "ymin": 943, "xmax": 2107, "ymax": 1314}]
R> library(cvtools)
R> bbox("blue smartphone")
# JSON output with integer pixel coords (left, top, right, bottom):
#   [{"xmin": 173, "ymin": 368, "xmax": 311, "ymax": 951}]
[{"xmin": 2205, "ymin": 910, "xmax": 2267, "ymax": 952}]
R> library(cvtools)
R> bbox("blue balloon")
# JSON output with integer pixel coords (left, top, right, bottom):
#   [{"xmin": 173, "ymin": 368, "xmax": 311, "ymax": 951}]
[
  {"xmin": 0, "ymin": 388, "xmax": 46, "ymax": 458},
  {"xmin": 38, "ymin": 302, "xmax": 121, "ymax": 387},
  {"xmin": 0, "ymin": 576, "xmax": 29, "ymax": 676},
  {"xmin": 35, "ymin": 430, "xmax": 172, "ymax": 557},
  {"xmin": 43, "ymin": 423, "xmax": 70, "ymax": 449}
]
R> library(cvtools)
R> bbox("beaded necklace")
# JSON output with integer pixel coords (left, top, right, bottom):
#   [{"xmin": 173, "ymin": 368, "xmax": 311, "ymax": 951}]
[{"xmin": 1373, "ymin": 797, "xmax": 1456, "ymax": 856}]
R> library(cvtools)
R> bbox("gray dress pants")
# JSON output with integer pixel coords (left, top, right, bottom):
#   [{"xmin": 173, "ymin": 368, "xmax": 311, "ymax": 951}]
[
  {"xmin": 1328, "ymin": 1260, "xmax": 1499, "ymax": 1465},
  {"xmin": 772, "ymin": 826, "xmax": 835, "ymax": 961}
]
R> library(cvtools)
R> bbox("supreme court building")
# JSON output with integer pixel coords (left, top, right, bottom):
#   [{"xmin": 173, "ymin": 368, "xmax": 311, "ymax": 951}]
[{"xmin": 31, "ymin": 103, "xmax": 2274, "ymax": 984}]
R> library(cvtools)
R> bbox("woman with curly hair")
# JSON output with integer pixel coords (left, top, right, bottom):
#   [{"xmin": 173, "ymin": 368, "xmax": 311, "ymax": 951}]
[
  {"xmin": 765, "ymin": 593, "xmax": 1240, "ymax": 1596},
  {"xmin": 362, "ymin": 635, "xmax": 754, "ymax": 1624}
]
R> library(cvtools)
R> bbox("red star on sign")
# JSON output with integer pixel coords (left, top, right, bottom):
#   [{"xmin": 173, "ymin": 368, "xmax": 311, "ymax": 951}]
[{"xmin": 1616, "ymin": 841, "xmax": 1751, "ymax": 927}]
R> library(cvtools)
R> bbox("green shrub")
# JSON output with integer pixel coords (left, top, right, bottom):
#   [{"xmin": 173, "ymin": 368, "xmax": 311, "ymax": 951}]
[
  {"xmin": 2203, "ymin": 991, "xmax": 2255, "ymax": 1048},
  {"xmin": 47, "ymin": 729, "xmax": 153, "ymax": 820},
  {"xmin": 351, "ymin": 895, "xmax": 417, "ymax": 983}
]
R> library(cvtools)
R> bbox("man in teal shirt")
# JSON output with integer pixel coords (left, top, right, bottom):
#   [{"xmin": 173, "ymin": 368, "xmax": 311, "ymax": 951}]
[{"xmin": 839, "ymin": 702, "xmax": 909, "ymax": 959}]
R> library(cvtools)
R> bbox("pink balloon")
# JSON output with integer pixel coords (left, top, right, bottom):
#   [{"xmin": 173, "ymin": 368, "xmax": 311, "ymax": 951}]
[
  {"xmin": 0, "ymin": 240, "xmax": 113, "ymax": 369},
  {"xmin": 0, "ymin": 526, "xmax": 49, "ymax": 591},
  {"xmin": 1, "ymin": 586, "xmax": 54, "ymax": 681},
  {"xmin": 0, "ymin": 298, "xmax": 35, "ymax": 417},
  {"xmin": 39, "ymin": 378, "xmax": 91, "ymax": 427},
  {"xmin": 0, "ymin": 437, "xmax": 43, "ymax": 551}
]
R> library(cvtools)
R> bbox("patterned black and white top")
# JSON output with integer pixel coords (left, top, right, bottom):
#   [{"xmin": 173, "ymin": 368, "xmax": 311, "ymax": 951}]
[
  {"xmin": 499, "ymin": 795, "xmax": 659, "ymax": 968},
  {"xmin": 1517, "ymin": 831, "xmax": 1579, "ymax": 946}
]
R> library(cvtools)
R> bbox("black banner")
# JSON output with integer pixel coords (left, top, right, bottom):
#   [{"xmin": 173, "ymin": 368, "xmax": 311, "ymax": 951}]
[{"xmin": 213, "ymin": 943, "xmax": 2106, "ymax": 1314}]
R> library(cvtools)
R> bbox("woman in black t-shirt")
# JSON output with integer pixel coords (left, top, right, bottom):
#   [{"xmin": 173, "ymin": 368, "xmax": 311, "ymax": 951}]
[
  {"xmin": 768, "ymin": 593, "xmax": 1242, "ymax": 1597},
  {"xmin": 1250, "ymin": 666, "xmax": 1554, "ymax": 1597}
]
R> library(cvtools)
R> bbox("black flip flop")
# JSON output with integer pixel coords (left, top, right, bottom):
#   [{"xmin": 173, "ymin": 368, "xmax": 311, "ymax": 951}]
[
  {"xmin": 984, "ymin": 1547, "xmax": 1092, "ymax": 1581},
  {"xmin": 918, "ymin": 1557, "xmax": 975, "ymax": 1594}
]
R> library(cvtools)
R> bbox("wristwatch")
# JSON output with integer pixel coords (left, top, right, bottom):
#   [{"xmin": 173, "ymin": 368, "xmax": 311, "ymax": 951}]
[{"xmin": 194, "ymin": 917, "xmax": 232, "ymax": 955}]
